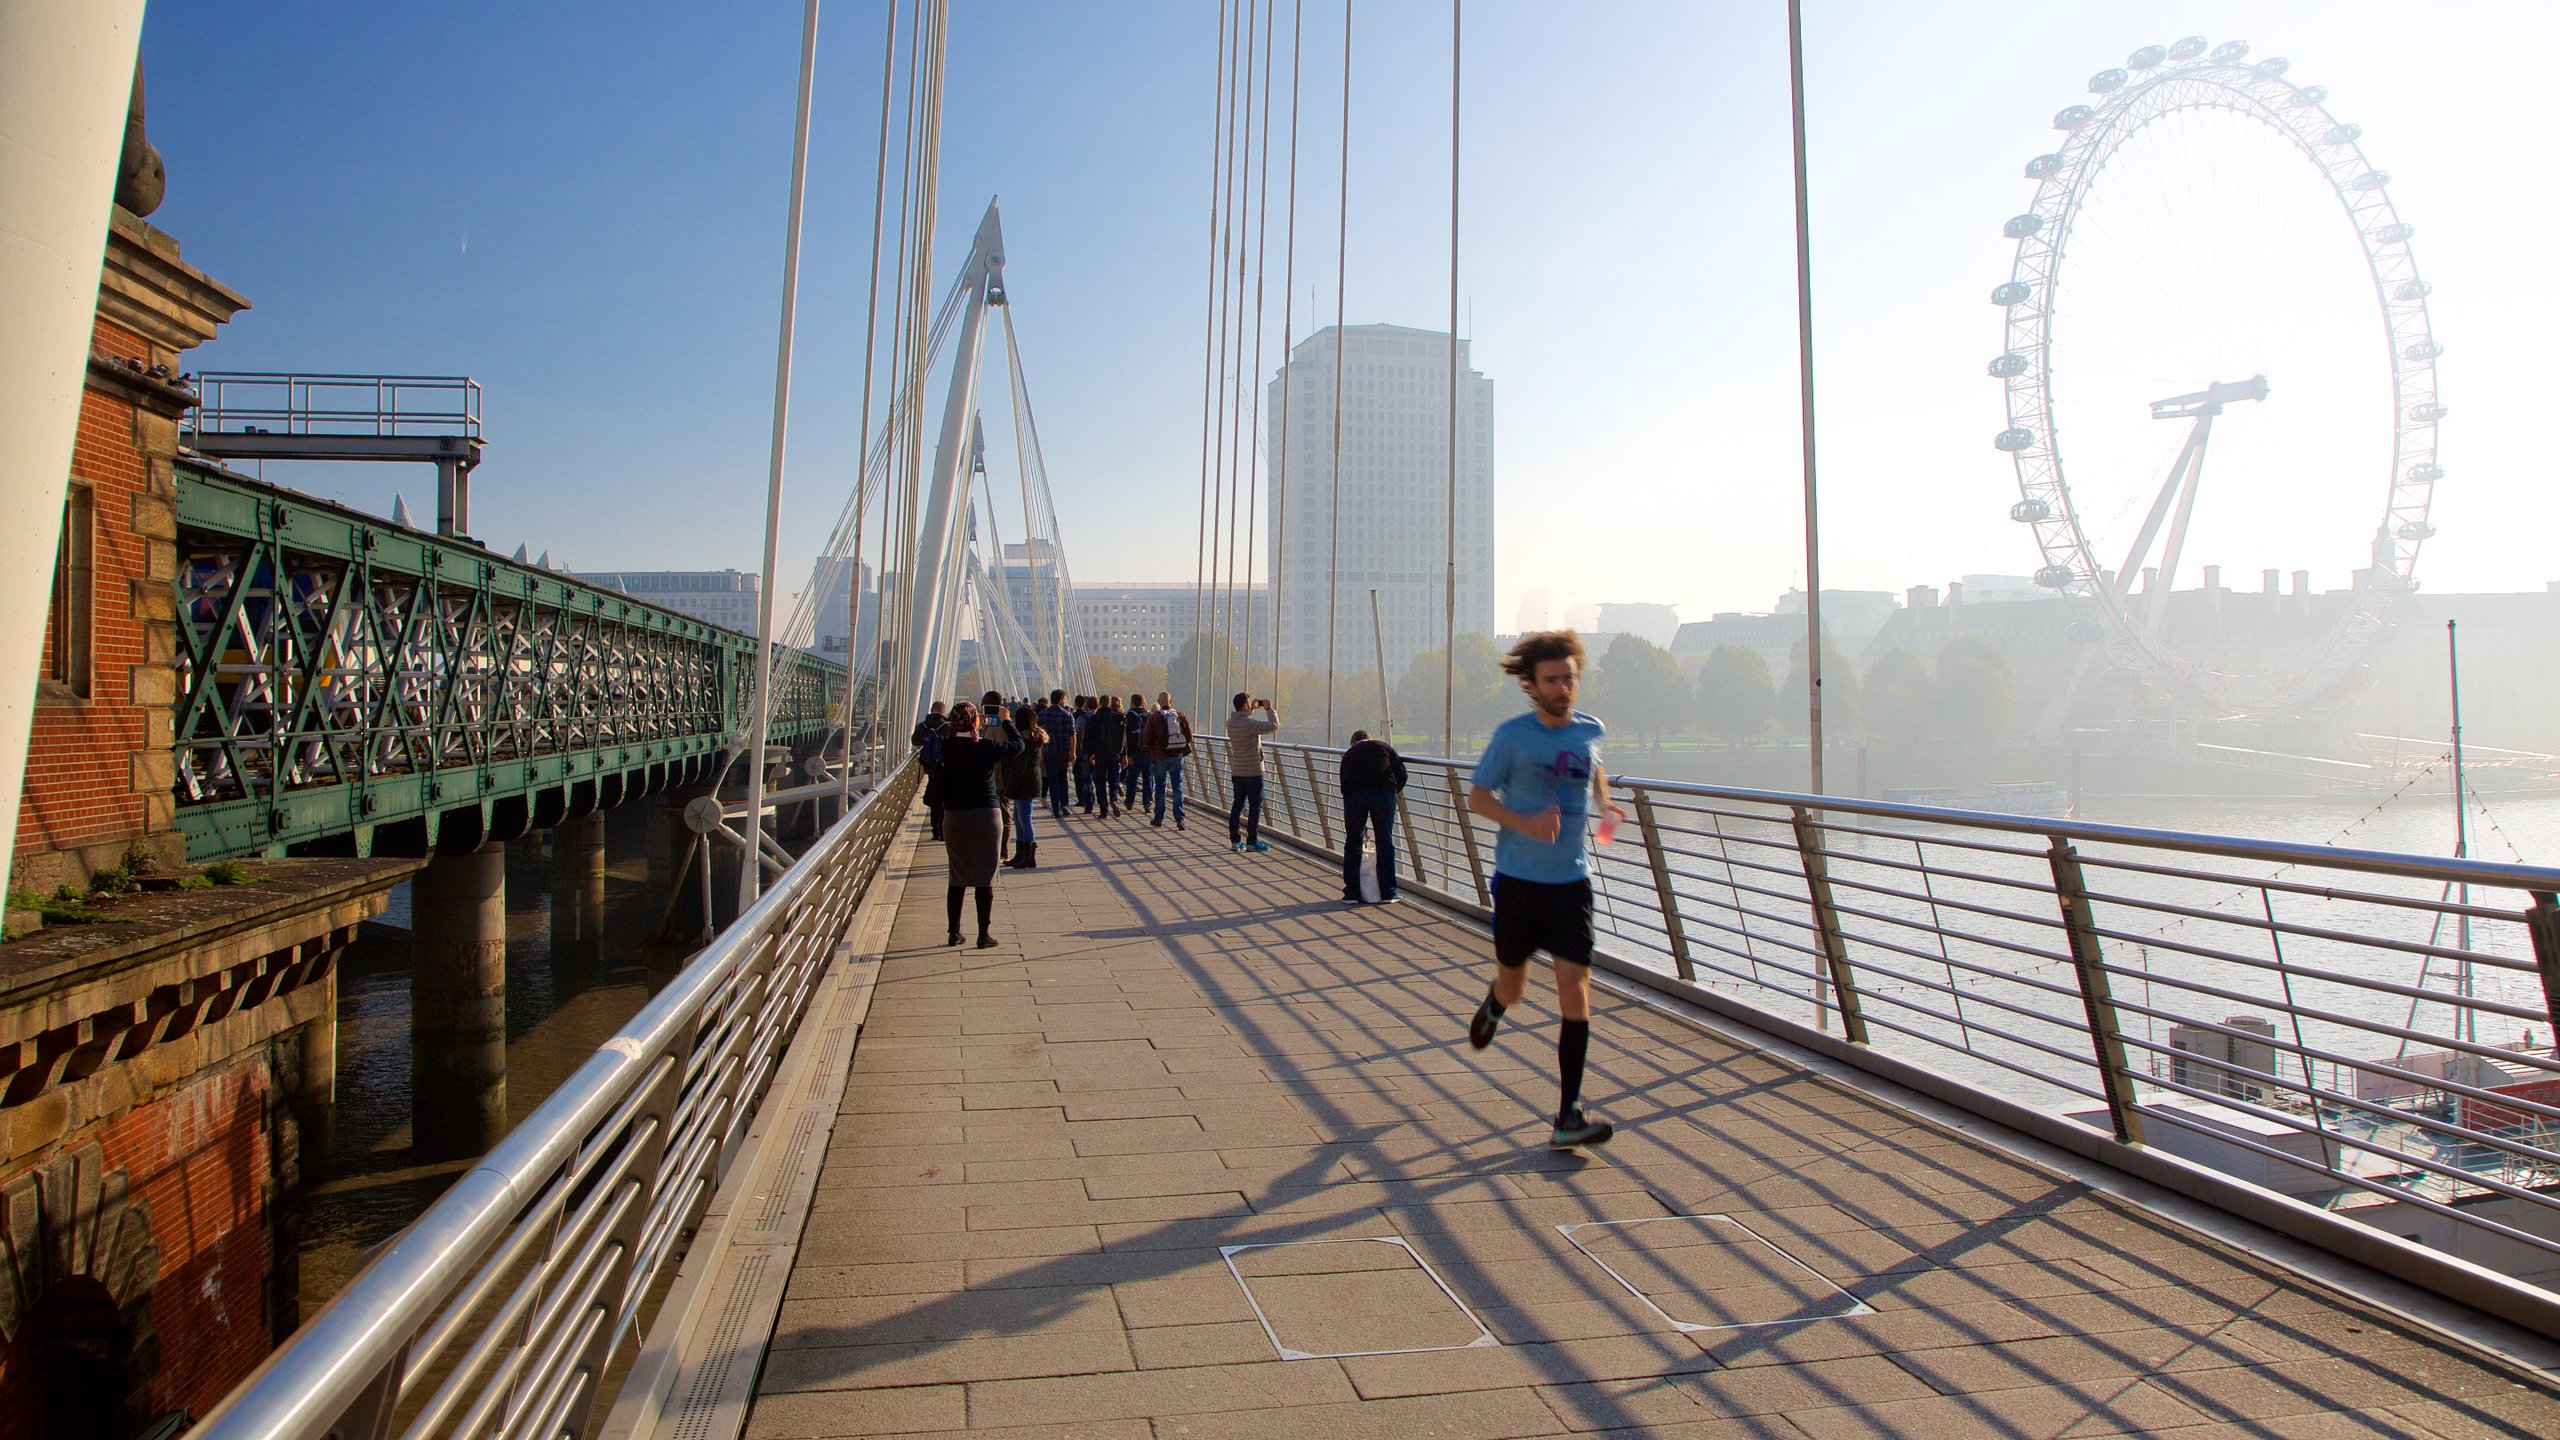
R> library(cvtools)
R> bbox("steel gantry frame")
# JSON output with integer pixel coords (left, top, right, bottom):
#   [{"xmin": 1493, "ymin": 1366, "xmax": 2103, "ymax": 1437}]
[{"xmin": 173, "ymin": 459, "xmax": 846, "ymax": 860}]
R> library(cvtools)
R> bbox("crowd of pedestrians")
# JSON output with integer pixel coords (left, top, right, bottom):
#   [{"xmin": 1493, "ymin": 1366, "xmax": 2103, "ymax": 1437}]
[{"xmin": 905, "ymin": 629, "xmax": 1619, "ymax": 1150}]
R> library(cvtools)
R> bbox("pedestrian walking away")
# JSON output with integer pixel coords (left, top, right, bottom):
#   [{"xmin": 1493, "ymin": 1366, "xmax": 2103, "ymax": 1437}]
[
  {"xmin": 1002, "ymin": 702, "xmax": 1047, "ymax": 870},
  {"xmin": 981, "ymin": 689, "xmax": 1017, "ymax": 858},
  {"xmin": 1144, "ymin": 690, "xmax": 1193, "ymax": 829},
  {"xmin": 1338, "ymin": 728, "xmax": 1408, "ymax": 903},
  {"xmin": 1073, "ymin": 696, "xmax": 1101, "ymax": 812},
  {"xmin": 1122, "ymin": 693, "xmax": 1153, "ymax": 811},
  {"xmin": 1462, "ymin": 630, "xmax": 1627, "ymax": 1150},
  {"xmin": 912, "ymin": 700, "xmax": 951, "ymax": 840},
  {"xmin": 1086, "ymin": 694, "xmax": 1127, "ymax": 817},
  {"xmin": 1037, "ymin": 688, "xmax": 1077, "ymax": 821},
  {"xmin": 1224, "ymin": 692, "xmax": 1278, "ymax": 851},
  {"xmin": 931, "ymin": 702, "xmax": 1023, "ymax": 948}
]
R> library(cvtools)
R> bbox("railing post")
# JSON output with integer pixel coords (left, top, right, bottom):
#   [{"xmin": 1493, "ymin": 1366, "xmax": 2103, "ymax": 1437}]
[
  {"xmin": 2527, "ymin": 891, "xmax": 2560, "ymax": 1042},
  {"xmin": 1275, "ymin": 745, "xmax": 1302, "ymax": 840},
  {"xmin": 1302, "ymin": 749, "xmax": 1330, "ymax": 849},
  {"xmin": 2047, "ymin": 835, "xmax": 2147, "ymax": 1146},
  {"xmin": 1789, "ymin": 805, "xmax": 1867, "ymax": 1043},
  {"xmin": 1445, "ymin": 765, "xmax": 1489, "ymax": 907},
  {"xmin": 1397, "ymin": 786, "xmax": 1428, "ymax": 888},
  {"xmin": 1633, "ymin": 789, "xmax": 1694, "ymax": 982}
]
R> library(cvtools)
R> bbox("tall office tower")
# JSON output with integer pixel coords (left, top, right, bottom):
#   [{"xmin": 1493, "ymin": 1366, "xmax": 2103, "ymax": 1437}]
[{"xmin": 1267, "ymin": 325, "xmax": 1494, "ymax": 686}]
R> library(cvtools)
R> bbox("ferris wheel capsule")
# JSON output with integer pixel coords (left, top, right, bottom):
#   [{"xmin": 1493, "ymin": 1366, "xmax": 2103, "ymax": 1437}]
[
  {"xmin": 2256, "ymin": 56, "xmax": 2292, "ymax": 76},
  {"xmin": 2397, "ymin": 521, "xmax": 2438, "ymax": 541},
  {"xmin": 2004, "ymin": 213, "xmax": 2046, "ymax": 238},
  {"xmin": 2321, "ymin": 122, "xmax": 2362, "ymax": 146},
  {"xmin": 2168, "ymin": 36, "xmax": 2210, "ymax": 62},
  {"xmin": 1991, "ymin": 281, "xmax": 2034, "ymax": 305},
  {"xmin": 2010, "ymin": 497, "xmax": 2052, "ymax": 522},
  {"xmin": 1996, "ymin": 428, "xmax": 2037, "ymax": 452},
  {"xmin": 2025, "ymin": 153, "xmax": 2065, "ymax": 179},
  {"xmin": 2403, "ymin": 340, "xmax": 2442, "ymax": 361},
  {"xmin": 2288, "ymin": 85, "xmax": 2331, "ymax": 108},
  {"xmin": 2054, "ymin": 105, "xmax": 2096, "ymax": 130},
  {"xmin": 2128, "ymin": 45, "xmax": 2167, "ymax": 69},
  {"xmin": 2348, "ymin": 171, "xmax": 2391, "ymax": 191},
  {"xmin": 2067, "ymin": 621, "xmax": 2108, "ymax": 644},
  {"xmin": 2395, "ymin": 279, "xmax": 2433, "ymax": 301},
  {"xmin": 2409, "ymin": 401, "xmax": 2449, "ymax": 422},
  {"xmin": 2407, "ymin": 463, "xmax": 2444, "ymax": 483},
  {"xmin": 1988, "ymin": 353, "xmax": 2030, "ymax": 378},
  {"xmin": 2035, "ymin": 564, "xmax": 2078, "ymax": 589},
  {"xmin": 2373, "ymin": 222, "xmax": 2415, "ymax": 243},
  {"xmin": 2211, "ymin": 40, "xmax": 2251, "ymax": 63},
  {"xmin": 2089, "ymin": 69, "xmax": 2128, "ymax": 94}
]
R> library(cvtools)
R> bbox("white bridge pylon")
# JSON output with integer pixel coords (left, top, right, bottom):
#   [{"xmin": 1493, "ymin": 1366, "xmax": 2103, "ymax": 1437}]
[{"xmin": 783, "ymin": 199, "xmax": 1093, "ymax": 748}]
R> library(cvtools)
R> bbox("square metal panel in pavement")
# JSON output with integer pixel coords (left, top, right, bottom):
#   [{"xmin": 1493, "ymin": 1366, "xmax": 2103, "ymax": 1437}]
[
  {"xmin": 1222, "ymin": 1237, "xmax": 1499, "ymax": 1360},
  {"xmin": 1559, "ymin": 1214, "xmax": 1875, "ymax": 1333}
]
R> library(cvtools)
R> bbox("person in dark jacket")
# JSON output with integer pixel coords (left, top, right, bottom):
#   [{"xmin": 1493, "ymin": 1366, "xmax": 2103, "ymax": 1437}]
[
  {"xmin": 980, "ymin": 689, "xmax": 1018, "ymax": 858},
  {"xmin": 1085, "ymin": 694, "xmax": 1127, "ymax": 818},
  {"xmin": 1002, "ymin": 702, "xmax": 1048, "ymax": 869},
  {"xmin": 1339, "ymin": 729, "xmax": 1408, "ymax": 904},
  {"xmin": 912, "ymin": 700, "xmax": 950, "ymax": 839},
  {"xmin": 932, "ymin": 702, "xmax": 1022, "ymax": 948},
  {"xmin": 1121, "ymin": 693, "xmax": 1152, "ymax": 811},
  {"xmin": 1036, "ymin": 689, "xmax": 1077, "ymax": 821}
]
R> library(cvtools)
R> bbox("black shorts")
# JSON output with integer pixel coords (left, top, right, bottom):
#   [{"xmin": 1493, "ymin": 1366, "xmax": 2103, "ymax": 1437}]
[{"xmin": 1493, "ymin": 874, "xmax": 1593, "ymax": 968}]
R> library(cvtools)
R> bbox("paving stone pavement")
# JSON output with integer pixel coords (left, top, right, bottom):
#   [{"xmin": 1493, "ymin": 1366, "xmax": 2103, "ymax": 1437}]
[{"xmin": 745, "ymin": 806, "xmax": 2560, "ymax": 1437}]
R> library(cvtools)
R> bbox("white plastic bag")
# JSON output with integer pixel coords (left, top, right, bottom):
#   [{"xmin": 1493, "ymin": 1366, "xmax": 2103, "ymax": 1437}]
[{"xmin": 1358, "ymin": 843, "xmax": 1382, "ymax": 903}]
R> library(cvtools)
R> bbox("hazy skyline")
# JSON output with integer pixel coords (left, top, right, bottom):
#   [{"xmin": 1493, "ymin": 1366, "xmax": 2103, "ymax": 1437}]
[{"xmin": 136, "ymin": 3, "xmax": 2559, "ymax": 636}]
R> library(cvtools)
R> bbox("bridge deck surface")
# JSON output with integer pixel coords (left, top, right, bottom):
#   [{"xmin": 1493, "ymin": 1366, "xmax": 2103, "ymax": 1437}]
[{"xmin": 746, "ymin": 810, "xmax": 2560, "ymax": 1438}]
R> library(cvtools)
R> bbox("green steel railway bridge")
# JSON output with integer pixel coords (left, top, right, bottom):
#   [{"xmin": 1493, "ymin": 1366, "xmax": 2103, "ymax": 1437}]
[{"xmin": 173, "ymin": 458, "xmax": 850, "ymax": 864}]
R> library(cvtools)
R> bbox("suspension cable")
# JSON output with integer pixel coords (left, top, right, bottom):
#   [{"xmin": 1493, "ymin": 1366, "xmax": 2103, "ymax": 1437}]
[
  {"xmin": 1322, "ymin": 0, "xmax": 1352, "ymax": 746},
  {"xmin": 843, "ymin": 0, "xmax": 902, "ymax": 793},
  {"xmin": 879, "ymin": 0, "xmax": 925, "ymax": 749},
  {"xmin": 1265, "ymin": 0, "xmax": 1305, "ymax": 704},
  {"xmin": 1210, "ymin": 0, "xmax": 1262, "ymax": 714},
  {"xmin": 1441, "ymin": 0, "xmax": 1462, "ymax": 754},
  {"xmin": 1227, "ymin": 0, "xmax": 1277, "ymax": 707},
  {"xmin": 1192, "ymin": 0, "xmax": 1239, "ymax": 712}
]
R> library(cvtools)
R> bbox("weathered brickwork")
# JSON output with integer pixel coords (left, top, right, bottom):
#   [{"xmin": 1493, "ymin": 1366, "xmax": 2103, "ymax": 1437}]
[{"xmin": 13, "ymin": 211, "xmax": 243, "ymax": 899}]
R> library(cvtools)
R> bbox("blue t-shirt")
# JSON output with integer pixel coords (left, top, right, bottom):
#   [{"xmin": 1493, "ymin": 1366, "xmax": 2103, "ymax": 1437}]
[{"xmin": 1471, "ymin": 710, "xmax": 1606, "ymax": 883}]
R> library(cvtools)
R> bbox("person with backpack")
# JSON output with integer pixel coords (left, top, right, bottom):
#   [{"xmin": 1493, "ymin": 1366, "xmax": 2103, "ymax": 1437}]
[
  {"xmin": 1036, "ymin": 688, "xmax": 1077, "ymax": 822},
  {"xmin": 980, "ymin": 689, "xmax": 1018, "ymax": 858},
  {"xmin": 1002, "ymin": 702, "xmax": 1048, "ymax": 869},
  {"xmin": 911, "ymin": 700, "xmax": 950, "ymax": 839},
  {"xmin": 1144, "ymin": 689, "xmax": 1193, "ymax": 830},
  {"xmin": 1122, "ymin": 693, "xmax": 1153, "ymax": 813},
  {"xmin": 1086, "ymin": 694, "xmax": 1127, "ymax": 818},
  {"xmin": 1339, "ymin": 728, "xmax": 1408, "ymax": 904},
  {"xmin": 1224, "ymin": 692, "xmax": 1279, "ymax": 852}
]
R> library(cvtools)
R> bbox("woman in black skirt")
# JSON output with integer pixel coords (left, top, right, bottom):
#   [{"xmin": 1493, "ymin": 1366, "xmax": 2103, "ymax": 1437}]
[{"xmin": 932, "ymin": 701, "xmax": 1022, "ymax": 947}]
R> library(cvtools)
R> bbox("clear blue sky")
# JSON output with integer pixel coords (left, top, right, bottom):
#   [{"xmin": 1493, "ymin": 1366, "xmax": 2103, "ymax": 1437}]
[{"xmin": 140, "ymin": 3, "xmax": 2558, "ymax": 628}]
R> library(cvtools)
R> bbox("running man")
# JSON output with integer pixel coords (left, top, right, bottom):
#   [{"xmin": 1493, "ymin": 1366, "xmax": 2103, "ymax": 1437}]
[{"xmin": 1463, "ymin": 630, "xmax": 1626, "ymax": 1150}]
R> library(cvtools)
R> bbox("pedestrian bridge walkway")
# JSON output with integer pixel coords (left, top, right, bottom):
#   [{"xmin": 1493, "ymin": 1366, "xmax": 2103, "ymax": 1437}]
[{"xmin": 735, "ymin": 810, "xmax": 2560, "ymax": 1439}]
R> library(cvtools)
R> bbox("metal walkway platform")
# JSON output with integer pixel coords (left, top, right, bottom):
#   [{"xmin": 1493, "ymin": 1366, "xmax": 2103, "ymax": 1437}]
[{"xmin": 742, "ymin": 809, "xmax": 2560, "ymax": 1438}]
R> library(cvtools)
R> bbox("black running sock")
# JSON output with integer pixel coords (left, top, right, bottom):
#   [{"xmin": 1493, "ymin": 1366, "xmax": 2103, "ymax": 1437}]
[
  {"xmin": 1557, "ymin": 1020, "xmax": 1591, "ymax": 1121},
  {"xmin": 946, "ymin": 886, "xmax": 964, "ymax": 934},
  {"xmin": 975, "ymin": 887, "xmax": 994, "ymax": 935},
  {"xmin": 1484, "ymin": 992, "xmax": 1507, "ymax": 1021}
]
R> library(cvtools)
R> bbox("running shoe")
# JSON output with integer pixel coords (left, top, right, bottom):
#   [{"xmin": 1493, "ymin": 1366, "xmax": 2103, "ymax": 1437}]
[
  {"xmin": 1550, "ymin": 1108, "xmax": 1615, "ymax": 1150},
  {"xmin": 1246, "ymin": 840, "xmax": 1271, "ymax": 852},
  {"xmin": 1467, "ymin": 996, "xmax": 1502, "ymax": 1050}
]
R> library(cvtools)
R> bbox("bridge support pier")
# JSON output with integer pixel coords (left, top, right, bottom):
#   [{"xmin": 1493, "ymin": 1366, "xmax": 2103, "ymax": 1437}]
[
  {"xmin": 412, "ymin": 841, "xmax": 508, "ymax": 1157},
  {"xmin": 551, "ymin": 812, "xmax": 608, "ymax": 985}
]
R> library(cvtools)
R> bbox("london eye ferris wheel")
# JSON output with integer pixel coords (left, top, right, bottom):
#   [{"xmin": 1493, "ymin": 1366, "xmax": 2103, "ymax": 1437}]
[{"xmin": 1990, "ymin": 35, "xmax": 2442, "ymax": 717}]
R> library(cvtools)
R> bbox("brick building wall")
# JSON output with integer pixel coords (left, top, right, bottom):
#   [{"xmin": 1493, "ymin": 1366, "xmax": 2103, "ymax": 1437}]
[{"xmin": 11, "ymin": 212, "xmax": 242, "ymax": 899}]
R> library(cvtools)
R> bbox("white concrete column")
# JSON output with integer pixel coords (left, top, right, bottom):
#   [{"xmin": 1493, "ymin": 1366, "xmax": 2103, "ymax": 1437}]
[{"xmin": 0, "ymin": 3, "xmax": 147, "ymax": 894}]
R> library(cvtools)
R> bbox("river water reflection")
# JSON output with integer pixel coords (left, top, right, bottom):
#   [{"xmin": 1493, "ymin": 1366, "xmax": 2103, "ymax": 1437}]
[{"xmin": 296, "ymin": 802, "xmax": 683, "ymax": 1313}]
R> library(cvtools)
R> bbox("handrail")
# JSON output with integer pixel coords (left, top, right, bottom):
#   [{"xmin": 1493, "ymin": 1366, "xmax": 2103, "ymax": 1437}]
[
  {"xmin": 188, "ymin": 371, "xmax": 483, "ymax": 439},
  {"xmin": 192, "ymin": 758, "xmax": 922, "ymax": 1440},
  {"xmin": 1203, "ymin": 734, "xmax": 2560, "ymax": 1329}
]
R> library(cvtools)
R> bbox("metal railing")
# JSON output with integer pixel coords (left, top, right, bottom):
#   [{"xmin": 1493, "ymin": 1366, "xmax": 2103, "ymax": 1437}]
[
  {"xmin": 193, "ymin": 759, "xmax": 921, "ymax": 1440},
  {"xmin": 189, "ymin": 372, "xmax": 483, "ymax": 439},
  {"xmin": 1199, "ymin": 736, "xmax": 2560, "ymax": 1318}
]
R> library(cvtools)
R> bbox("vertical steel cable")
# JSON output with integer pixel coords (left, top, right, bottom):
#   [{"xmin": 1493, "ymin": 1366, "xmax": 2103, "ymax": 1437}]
[
  {"xmin": 1230, "ymin": 0, "xmax": 1278, "ymax": 702},
  {"xmin": 742, "ymin": 0, "xmax": 823, "ymax": 909},
  {"xmin": 1192, "ymin": 0, "xmax": 1239, "ymax": 711},
  {"xmin": 1211, "ymin": 0, "xmax": 1262, "ymax": 713},
  {"xmin": 880, "ymin": 0, "xmax": 926, "ymax": 750},
  {"xmin": 900, "ymin": 0, "xmax": 951, "ymax": 715},
  {"xmin": 843, "ymin": 0, "xmax": 903, "ymax": 795},
  {"xmin": 1266, "ymin": 0, "xmax": 1305, "ymax": 703},
  {"xmin": 1322, "ymin": 0, "xmax": 1352, "ymax": 746},
  {"xmin": 1788, "ymin": 0, "xmax": 1826, "ymax": 794},
  {"xmin": 1442, "ymin": 0, "xmax": 1461, "ymax": 755}
]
